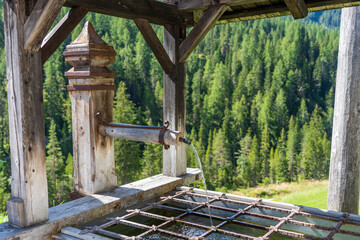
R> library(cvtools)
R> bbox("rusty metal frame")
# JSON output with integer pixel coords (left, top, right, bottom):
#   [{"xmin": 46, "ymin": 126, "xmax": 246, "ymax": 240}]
[{"xmin": 80, "ymin": 189, "xmax": 360, "ymax": 240}]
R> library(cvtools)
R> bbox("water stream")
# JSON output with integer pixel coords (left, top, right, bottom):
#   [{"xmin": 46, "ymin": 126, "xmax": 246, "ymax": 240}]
[{"xmin": 189, "ymin": 143, "xmax": 214, "ymax": 227}]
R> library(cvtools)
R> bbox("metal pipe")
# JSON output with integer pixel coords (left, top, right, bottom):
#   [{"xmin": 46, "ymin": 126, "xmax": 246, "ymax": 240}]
[{"xmin": 98, "ymin": 122, "xmax": 184, "ymax": 148}]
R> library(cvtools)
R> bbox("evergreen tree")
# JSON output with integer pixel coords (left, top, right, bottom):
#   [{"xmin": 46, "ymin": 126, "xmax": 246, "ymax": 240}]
[
  {"xmin": 260, "ymin": 125, "xmax": 270, "ymax": 181},
  {"xmin": 46, "ymin": 119, "xmax": 65, "ymax": 206},
  {"xmin": 113, "ymin": 82, "xmax": 142, "ymax": 184},
  {"xmin": 286, "ymin": 116, "xmax": 299, "ymax": 181}
]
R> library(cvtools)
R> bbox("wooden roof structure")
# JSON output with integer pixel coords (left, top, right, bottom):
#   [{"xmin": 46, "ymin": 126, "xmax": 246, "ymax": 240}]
[
  {"xmin": 64, "ymin": 0, "xmax": 360, "ymax": 26},
  {"xmin": 3, "ymin": 0, "xmax": 360, "ymax": 238}
]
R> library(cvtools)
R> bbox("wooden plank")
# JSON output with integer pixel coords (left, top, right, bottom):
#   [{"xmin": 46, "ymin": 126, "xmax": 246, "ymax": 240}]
[
  {"xmin": 41, "ymin": 7, "xmax": 89, "ymax": 64},
  {"xmin": 179, "ymin": 4, "xmax": 227, "ymax": 62},
  {"xmin": 163, "ymin": 23, "xmax": 187, "ymax": 177},
  {"xmin": 327, "ymin": 6, "xmax": 360, "ymax": 215},
  {"xmin": 3, "ymin": 0, "xmax": 48, "ymax": 227},
  {"xmin": 283, "ymin": 0, "xmax": 308, "ymax": 19},
  {"xmin": 64, "ymin": 0, "xmax": 194, "ymax": 26},
  {"xmin": 0, "ymin": 169, "xmax": 201, "ymax": 240},
  {"xmin": 24, "ymin": 0, "xmax": 65, "ymax": 51},
  {"xmin": 134, "ymin": 18, "xmax": 174, "ymax": 75},
  {"xmin": 176, "ymin": 0, "xmax": 267, "ymax": 12}
]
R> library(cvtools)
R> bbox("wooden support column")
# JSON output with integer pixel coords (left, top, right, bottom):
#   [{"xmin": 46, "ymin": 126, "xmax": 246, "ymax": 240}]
[
  {"xmin": 65, "ymin": 22, "xmax": 117, "ymax": 195},
  {"xmin": 4, "ymin": 0, "xmax": 48, "ymax": 227},
  {"xmin": 163, "ymin": 24, "xmax": 187, "ymax": 177},
  {"xmin": 327, "ymin": 6, "xmax": 360, "ymax": 214}
]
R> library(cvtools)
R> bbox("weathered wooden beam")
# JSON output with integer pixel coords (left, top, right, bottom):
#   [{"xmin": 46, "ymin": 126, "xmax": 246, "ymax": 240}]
[
  {"xmin": 179, "ymin": 4, "xmax": 227, "ymax": 62},
  {"xmin": 24, "ymin": 0, "xmax": 65, "ymax": 51},
  {"xmin": 327, "ymin": 6, "xmax": 360, "ymax": 215},
  {"xmin": 218, "ymin": 3, "xmax": 289, "ymax": 22},
  {"xmin": 41, "ymin": 7, "xmax": 88, "ymax": 64},
  {"xmin": 283, "ymin": 0, "xmax": 308, "ymax": 19},
  {"xmin": 176, "ymin": 0, "xmax": 267, "ymax": 12},
  {"xmin": 163, "ymin": 23, "xmax": 187, "ymax": 177},
  {"xmin": 64, "ymin": 0, "xmax": 194, "ymax": 26},
  {"xmin": 4, "ymin": 0, "xmax": 48, "ymax": 227},
  {"xmin": 134, "ymin": 18, "xmax": 174, "ymax": 75},
  {"xmin": 65, "ymin": 22, "xmax": 117, "ymax": 195}
]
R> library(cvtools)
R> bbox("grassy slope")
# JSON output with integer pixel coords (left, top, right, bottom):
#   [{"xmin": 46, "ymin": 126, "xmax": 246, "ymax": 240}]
[{"xmin": 231, "ymin": 180, "xmax": 360, "ymax": 212}]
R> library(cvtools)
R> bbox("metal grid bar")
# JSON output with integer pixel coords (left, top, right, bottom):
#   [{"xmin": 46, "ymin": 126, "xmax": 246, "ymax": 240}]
[{"xmin": 80, "ymin": 188, "xmax": 360, "ymax": 240}]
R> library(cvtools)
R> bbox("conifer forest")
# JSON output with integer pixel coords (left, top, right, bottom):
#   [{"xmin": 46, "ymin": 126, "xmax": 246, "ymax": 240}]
[{"xmin": 0, "ymin": 6, "xmax": 341, "ymax": 212}]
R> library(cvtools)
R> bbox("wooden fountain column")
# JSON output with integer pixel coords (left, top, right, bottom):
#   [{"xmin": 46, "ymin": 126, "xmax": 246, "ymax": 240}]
[
  {"xmin": 327, "ymin": 6, "xmax": 360, "ymax": 214},
  {"xmin": 64, "ymin": 22, "xmax": 118, "ymax": 195}
]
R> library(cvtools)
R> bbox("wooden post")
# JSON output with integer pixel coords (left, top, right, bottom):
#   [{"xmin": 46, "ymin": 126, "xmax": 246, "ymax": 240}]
[
  {"xmin": 163, "ymin": 23, "xmax": 187, "ymax": 177},
  {"xmin": 65, "ymin": 22, "xmax": 117, "ymax": 195},
  {"xmin": 4, "ymin": 0, "xmax": 48, "ymax": 227},
  {"xmin": 327, "ymin": 6, "xmax": 360, "ymax": 214}
]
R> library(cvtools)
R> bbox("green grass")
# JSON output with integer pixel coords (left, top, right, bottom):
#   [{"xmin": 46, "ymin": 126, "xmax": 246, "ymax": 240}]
[
  {"xmin": 231, "ymin": 180, "xmax": 360, "ymax": 212},
  {"xmin": 0, "ymin": 212, "xmax": 8, "ymax": 223}
]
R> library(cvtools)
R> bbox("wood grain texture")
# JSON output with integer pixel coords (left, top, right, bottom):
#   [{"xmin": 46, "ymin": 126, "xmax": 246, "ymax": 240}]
[
  {"xmin": 179, "ymin": 4, "xmax": 227, "ymax": 62},
  {"xmin": 64, "ymin": 0, "xmax": 194, "ymax": 26},
  {"xmin": 176, "ymin": 0, "xmax": 267, "ymax": 12},
  {"xmin": 41, "ymin": 7, "xmax": 89, "ymax": 64},
  {"xmin": 134, "ymin": 18, "xmax": 174, "ymax": 75},
  {"xmin": 65, "ymin": 22, "xmax": 117, "ymax": 195},
  {"xmin": 283, "ymin": 0, "xmax": 308, "ymax": 19},
  {"xmin": 3, "ymin": 0, "xmax": 48, "ymax": 227},
  {"xmin": 24, "ymin": 0, "xmax": 65, "ymax": 51},
  {"xmin": 163, "ymin": 22, "xmax": 187, "ymax": 177},
  {"xmin": 327, "ymin": 6, "xmax": 360, "ymax": 215}
]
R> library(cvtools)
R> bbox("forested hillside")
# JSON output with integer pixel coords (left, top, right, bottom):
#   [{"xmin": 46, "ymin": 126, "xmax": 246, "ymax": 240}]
[{"xmin": 0, "ymin": 8, "xmax": 341, "ymax": 212}]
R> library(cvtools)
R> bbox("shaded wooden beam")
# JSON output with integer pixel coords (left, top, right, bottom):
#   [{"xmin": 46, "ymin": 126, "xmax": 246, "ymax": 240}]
[
  {"xmin": 283, "ymin": 0, "xmax": 308, "ymax": 19},
  {"xmin": 134, "ymin": 18, "xmax": 174, "ymax": 75},
  {"xmin": 176, "ymin": 0, "xmax": 267, "ymax": 12},
  {"xmin": 179, "ymin": 4, "xmax": 227, "ymax": 62},
  {"xmin": 41, "ymin": 7, "xmax": 89, "ymax": 64},
  {"xmin": 64, "ymin": 0, "xmax": 194, "ymax": 26},
  {"xmin": 24, "ymin": 0, "xmax": 65, "ymax": 51},
  {"xmin": 218, "ymin": 3, "xmax": 289, "ymax": 22}
]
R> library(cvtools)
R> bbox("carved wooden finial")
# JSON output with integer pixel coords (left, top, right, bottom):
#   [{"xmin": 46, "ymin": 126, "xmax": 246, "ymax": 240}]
[{"xmin": 64, "ymin": 21, "xmax": 117, "ymax": 78}]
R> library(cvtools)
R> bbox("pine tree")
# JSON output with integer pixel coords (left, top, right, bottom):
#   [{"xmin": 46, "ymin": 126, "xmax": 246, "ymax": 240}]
[
  {"xmin": 276, "ymin": 129, "xmax": 289, "ymax": 182},
  {"xmin": 248, "ymin": 135, "xmax": 259, "ymax": 187},
  {"xmin": 113, "ymin": 82, "xmax": 142, "ymax": 184},
  {"xmin": 260, "ymin": 125, "xmax": 270, "ymax": 181},
  {"xmin": 46, "ymin": 119, "xmax": 65, "ymax": 206},
  {"xmin": 286, "ymin": 116, "xmax": 299, "ymax": 182},
  {"xmin": 211, "ymin": 129, "xmax": 232, "ymax": 188}
]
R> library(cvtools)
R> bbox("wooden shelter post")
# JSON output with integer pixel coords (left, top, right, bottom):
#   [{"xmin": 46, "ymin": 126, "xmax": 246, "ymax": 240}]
[
  {"xmin": 65, "ymin": 22, "xmax": 117, "ymax": 195},
  {"xmin": 4, "ymin": 0, "xmax": 50, "ymax": 228},
  {"xmin": 163, "ymin": 24, "xmax": 187, "ymax": 177},
  {"xmin": 327, "ymin": 6, "xmax": 360, "ymax": 214}
]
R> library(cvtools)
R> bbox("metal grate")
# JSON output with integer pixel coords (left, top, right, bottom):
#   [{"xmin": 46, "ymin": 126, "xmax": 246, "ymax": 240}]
[{"xmin": 80, "ymin": 188, "xmax": 360, "ymax": 240}]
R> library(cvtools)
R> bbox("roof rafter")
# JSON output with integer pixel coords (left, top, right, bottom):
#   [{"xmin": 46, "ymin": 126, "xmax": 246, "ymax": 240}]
[
  {"xmin": 134, "ymin": 18, "xmax": 174, "ymax": 75},
  {"xmin": 179, "ymin": 4, "xmax": 228, "ymax": 62},
  {"xmin": 24, "ymin": 0, "xmax": 65, "ymax": 51},
  {"xmin": 41, "ymin": 7, "xmax": 89, "ymax": 64},
  {"xmin": 283, "ymin": 0, "xmax": 308, "ymax": 19}
]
